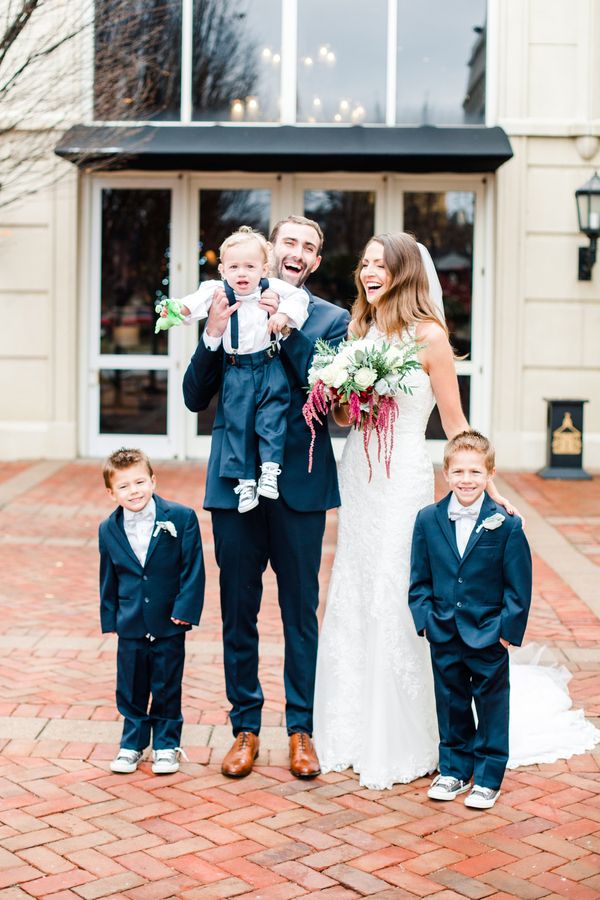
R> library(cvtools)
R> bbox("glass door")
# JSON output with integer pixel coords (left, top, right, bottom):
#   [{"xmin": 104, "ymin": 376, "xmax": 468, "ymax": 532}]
[{"xmin": 86, "ymin": 177, "xmax": 185, "ymax": 458}]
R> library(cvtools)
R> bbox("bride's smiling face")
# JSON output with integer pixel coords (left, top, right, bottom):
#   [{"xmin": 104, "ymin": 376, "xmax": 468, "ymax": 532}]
[{"xmin": 359, "ymin": 241, "xmax": 390, "ymax": 304}]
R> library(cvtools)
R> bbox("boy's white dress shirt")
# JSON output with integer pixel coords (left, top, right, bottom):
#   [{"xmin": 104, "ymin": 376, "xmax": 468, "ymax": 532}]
[
  {"xmin": 123, "ymin": 497, "xmax": 156, "ymax": 567},
  {"xmin": 448, "ymin": 492, "xmax": 485, "ymax": 557},
  {"xmin": 180, "ymin": 278, "xmax": 308, "ymax": 355}
]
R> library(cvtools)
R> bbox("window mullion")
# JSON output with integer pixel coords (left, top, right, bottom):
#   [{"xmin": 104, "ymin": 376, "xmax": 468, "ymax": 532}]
[
  {"xmin": 280, "ymin": 0, "xmax": 298, "ymax": 123},
  {"xmin": 386, "ymin": 0, "xmax": 397, "ymax": 125},
  {"xmin": 181, "ymin": 0, "xmax": 193, "ymax": 123}
]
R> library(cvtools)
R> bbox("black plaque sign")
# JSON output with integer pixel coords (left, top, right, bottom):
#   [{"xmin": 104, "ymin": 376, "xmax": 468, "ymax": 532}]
[{"xmin": 537, "ymin": 399, "xmax": 591, "ymax": 480}]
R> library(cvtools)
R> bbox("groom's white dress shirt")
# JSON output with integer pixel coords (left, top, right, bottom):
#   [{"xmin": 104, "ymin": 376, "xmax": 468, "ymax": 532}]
[{"xmin": 448, "ymin": 493, "xmax": 484, "ymax": 557}]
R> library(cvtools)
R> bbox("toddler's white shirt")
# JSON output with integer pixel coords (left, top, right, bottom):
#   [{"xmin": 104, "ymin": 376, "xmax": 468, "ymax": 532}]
[{"xmin": 180, "ymin": 278, "xmax": 308, "ymax": 355}]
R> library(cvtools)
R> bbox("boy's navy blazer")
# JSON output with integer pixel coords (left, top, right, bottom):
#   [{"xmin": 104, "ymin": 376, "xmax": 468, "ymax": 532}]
[
  {"xmin": 99, "ymin": 494, "xmax": 205, "ymax": 638},
  {"xmin": 182, "ymin": 290, "xmax": 350, "ymax": 511},
  {"xmin": 409, "ymin": 491, "xmax": 532, "ymax": 649}
]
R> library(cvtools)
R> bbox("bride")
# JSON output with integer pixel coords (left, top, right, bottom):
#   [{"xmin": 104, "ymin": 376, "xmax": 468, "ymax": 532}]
[{"xmin": 313, "ymin": 232, "xmax": 600, "ymax": 791}]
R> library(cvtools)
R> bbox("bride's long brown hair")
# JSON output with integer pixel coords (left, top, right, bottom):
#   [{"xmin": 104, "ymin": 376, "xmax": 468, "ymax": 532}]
[{"xmin": 350, "ymin": 232, "xmax": 447, "ymax": 339}]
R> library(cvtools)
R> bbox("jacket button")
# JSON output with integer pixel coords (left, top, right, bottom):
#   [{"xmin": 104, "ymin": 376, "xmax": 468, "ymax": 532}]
[
  {"xmin": 457, "ymin": 601, "xmax": 462, "ymax": 608},
  {"xmin": 458, "ymin": 577, "xmax": 464, "ymax": 583},
  {"xmin": 144, "ymin": 597, "xmax": 150, "ymax": 603},
  {"xmin": 143, "ymin": 575, "xmax": 148, "ymax": 581}
]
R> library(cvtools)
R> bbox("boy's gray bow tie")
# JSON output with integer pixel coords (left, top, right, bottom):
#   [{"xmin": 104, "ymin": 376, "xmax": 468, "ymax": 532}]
[
  {"xmin": 130, "ymin": 508, "xmax": 154, "ymax": 523},
  {"xmin": 449, "ymin": 507, "xmax": 478, "ymax": 521}
]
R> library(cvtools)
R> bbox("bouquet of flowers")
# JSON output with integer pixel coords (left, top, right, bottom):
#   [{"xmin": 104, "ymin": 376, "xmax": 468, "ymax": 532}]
[{"xmin": 303, "ymin": 336, "xmax": 421, "ymax": 479}]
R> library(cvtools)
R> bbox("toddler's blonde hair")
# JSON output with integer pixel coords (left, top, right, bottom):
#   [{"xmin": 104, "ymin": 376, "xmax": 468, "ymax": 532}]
[{"xmin": 220, "ymin": 225, "xmax": 269, "ymax": 264}]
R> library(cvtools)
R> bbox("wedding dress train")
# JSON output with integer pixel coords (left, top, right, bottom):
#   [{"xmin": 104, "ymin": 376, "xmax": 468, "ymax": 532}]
[{"xmin": 313, "ymin": 328, "xmax": 600, "ymax": 791}]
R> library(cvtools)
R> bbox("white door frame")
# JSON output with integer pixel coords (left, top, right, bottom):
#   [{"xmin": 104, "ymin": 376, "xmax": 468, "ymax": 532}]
[{"xmin": 82, "ymin": 174, "xmax": 187, "ymax": 459}]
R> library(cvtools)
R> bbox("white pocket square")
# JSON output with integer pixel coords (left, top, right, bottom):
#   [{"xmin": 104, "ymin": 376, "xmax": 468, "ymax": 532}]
[{"xmin": 476, "ymin": 513, "xmax": 505, "ymax": 534}]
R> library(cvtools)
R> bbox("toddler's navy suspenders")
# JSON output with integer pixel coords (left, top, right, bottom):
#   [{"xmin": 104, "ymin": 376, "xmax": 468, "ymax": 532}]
[{"xmin": 223, "ymin": 278, "xmax": 277, "ymax": 365}]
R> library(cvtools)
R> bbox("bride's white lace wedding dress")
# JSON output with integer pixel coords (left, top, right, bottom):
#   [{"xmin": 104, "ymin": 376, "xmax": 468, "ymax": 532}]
[{"xmin": 313, "ymin": 327, "xmax": 600, "ymax": 791}]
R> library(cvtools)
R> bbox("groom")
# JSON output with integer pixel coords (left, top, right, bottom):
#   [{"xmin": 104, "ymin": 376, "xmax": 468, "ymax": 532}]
[{"xmin": 183, "ymin": 215, "xmax": 350, "ymax": 778}]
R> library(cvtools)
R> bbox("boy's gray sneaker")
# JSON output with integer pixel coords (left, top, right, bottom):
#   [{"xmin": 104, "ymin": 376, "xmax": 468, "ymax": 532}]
[
  {"xmin": 427, "ymin": 774, "xmax": 471, "ymax": 801},
  {"xmin": 235, "ymin": 480, "xmax": 259, "ymax": 513},
  {"xmin": 257, "ymin": 463, "xmax": 281, "ymax": 500},
  {"xmin": 152, "ymin": 747, "xmax": 187, "ymax": 775},
  {"xmin": 110, "ymin": 749, "xmax": 143, "ymax": 774},
  {"xmin": 464, "ymin": 785, "xmax": 501, "ymax": 809}
]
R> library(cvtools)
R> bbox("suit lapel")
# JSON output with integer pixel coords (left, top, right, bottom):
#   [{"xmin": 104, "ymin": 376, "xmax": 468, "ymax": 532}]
[
  {"xmin": 460, "ymin": 492, "xmax": 496, "ymax": 565},
  {"xmin": 108, "ymin": 507, "xmax": 141, "ymax": 569},
  {"xmin": 434, "ymin": 494, "xmax": 461, "ymax": 563},
  {"xmin": 144, "ymin": 494, "xmax": 169, "ymax": 567}
]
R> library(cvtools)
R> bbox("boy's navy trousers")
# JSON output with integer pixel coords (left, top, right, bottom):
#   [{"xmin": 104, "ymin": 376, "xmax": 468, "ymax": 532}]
[
  {"xmin": 220, "ymin": 348, "xmax": 290, "ymax": 480},
  {"xmin": 116, "ymin": 633, "xmax": 185, "ymax": 750}
]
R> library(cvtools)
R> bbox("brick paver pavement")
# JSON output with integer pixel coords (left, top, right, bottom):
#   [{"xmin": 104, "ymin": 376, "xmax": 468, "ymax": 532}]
[{"xmin": 0, "ymin": 461, "xmax": 598, "ymax": 899}]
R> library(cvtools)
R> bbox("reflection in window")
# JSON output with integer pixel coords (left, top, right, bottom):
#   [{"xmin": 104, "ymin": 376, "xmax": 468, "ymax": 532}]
[
  {"xmin": 297, "ymin": 0, "xmax": 386, "ymax": 124},
  {"xmin": 192, "ymin": 0, "xmax": 281, "ymax": 121},
  {"xmin": 100, "ymin": 189, "xmax": 171, "ymax": 356},
  {"xmin": 94, "ymin": 0, "xmax": 181, "ymax": 120},
  {"xmin": 100, "ymin": 370, "xmax": 168, "ymax": 434},
  {"xmin": 396, "ymin": 0, "xmax": 486, "ymax": 124},
  {"xmin": 304, "ymin": 191, "xmax": 375, "ymax": 309},
  {"xmin": 404, "ymin": 191, "xmax": 475, "ymax": 358},
  {"xmin": 426, "ymin": 375, "xmax": 471, "ymax": 440},
  {"xmin": 196, "ymin": 189, "xmax": 272, "ymax": 435}
]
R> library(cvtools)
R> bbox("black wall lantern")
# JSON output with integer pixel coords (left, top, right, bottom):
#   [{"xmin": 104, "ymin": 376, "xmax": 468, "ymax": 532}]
[{"xmin": 575, "ymin": 171, "xmax": 600, "ymax": 280}]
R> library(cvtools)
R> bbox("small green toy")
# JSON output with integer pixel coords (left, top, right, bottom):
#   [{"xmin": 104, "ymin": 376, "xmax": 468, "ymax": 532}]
[{"xmin": 155, "ymin": 298, "xmax": 185, "ymax": 333}]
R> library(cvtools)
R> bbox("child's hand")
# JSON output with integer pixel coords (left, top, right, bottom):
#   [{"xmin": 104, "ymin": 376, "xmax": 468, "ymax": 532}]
[
  {"xmin": 171, "ymin": 617, "xmax": 189, "ymax": 626},
  {"xmin": 155, "ymin": 298, "xmax": 186, "ymax": 333},
  {"xmin": 499, "ymin": 637, "xmax": 510, "ymax": 648},
  {"xmin": 268, "ymin": 312, "xmax": 291, "ymax": 335},
  {"xmin": 259, "ymin": 289, "xmax": 280, "ymax": 316}
]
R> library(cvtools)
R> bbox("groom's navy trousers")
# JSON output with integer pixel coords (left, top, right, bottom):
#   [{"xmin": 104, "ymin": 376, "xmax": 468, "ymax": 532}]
[{"xmin": 183, "ymin": 291, "xmax": 350, "ymax": 735}]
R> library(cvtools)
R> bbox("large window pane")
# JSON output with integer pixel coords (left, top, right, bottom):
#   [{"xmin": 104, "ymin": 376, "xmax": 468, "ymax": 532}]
[
  {"xmin": 396, "ymin": 0, "xmax": 486, "ymax": 124},
  {"xmin": 192, "ymin": 0, "xmax": 281, "ymax": 121},
  {"xmin": 95, "ymin": 1, "xmax": 181, "ymax": 121},
  {"xmin": 404, "ymin": 191, "xmax": 475, "ymax": 358},
  {"xmin": 304, "ymin": 189, "xmax": 374, "ymax": 439},
  {"xmin": 196, "ymin": 189, "xmax": 272, "ymax": 435},
  {"xmin": 426, "ymin": 375, "xmax": 471, "ymax": 440},
  {"xmin": 297, "ymin": 0, "xmax": 387, "ymax": 124},
  {"xmin": 100, "ymin": 189, "xmax": 171, "ymax": 356},
  {"xmin": 304, "ymin": 190, "xmax": 375, "ymax": 309},
  {"xmin": 100, "ymin": 370, "xmax": 168, "ymax": 434}
]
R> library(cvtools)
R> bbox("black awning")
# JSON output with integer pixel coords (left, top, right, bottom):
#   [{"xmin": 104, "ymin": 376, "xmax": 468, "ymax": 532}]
[{"xmin": 55, "ymin": 123, "xmax": 512, "ymax": 174}]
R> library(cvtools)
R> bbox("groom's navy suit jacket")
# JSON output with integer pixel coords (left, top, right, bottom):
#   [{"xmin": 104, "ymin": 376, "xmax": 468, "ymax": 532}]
[
  {"xmin": 99, "ymin": 495, "xmax": 205, "ymax": 638},
  {"xmin": 409, "ymin": 491, "xmax": 532, "ymax": 649},
  {"xmin": 182, "ymin": 291, "xmax": 350, "ymax": 511}
]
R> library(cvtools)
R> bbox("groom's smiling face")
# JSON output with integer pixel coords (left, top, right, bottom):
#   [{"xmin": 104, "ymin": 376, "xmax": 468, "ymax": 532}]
[
  {"xmin": 444, "ymin": 449, "xmax": 494, "ymax": 507},
  {"xmin": 271, "ymin": 223, "xmax": 322, "ymax": 287}
]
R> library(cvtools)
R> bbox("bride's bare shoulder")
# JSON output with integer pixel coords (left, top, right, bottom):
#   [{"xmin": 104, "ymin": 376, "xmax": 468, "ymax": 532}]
[{"xmin": 415, "ymin": 320, "xmax": 448, "ymax": 345}]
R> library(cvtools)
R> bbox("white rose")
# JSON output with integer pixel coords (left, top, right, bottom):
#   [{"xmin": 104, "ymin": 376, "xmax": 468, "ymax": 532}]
[
  {"xmin": 318, "ymin": 363, "xmax": 337, "ymax": 387},
  {"xmin": 354, "ymin": 367, "xmax": 377, "ymax": 390},
  {"xmin": 384, "ymin": 346, "xmax": 405, "ymax": 367},
  {"xmin": 332, "ymin": 367, "xmax": 349, "ymax": 389}
]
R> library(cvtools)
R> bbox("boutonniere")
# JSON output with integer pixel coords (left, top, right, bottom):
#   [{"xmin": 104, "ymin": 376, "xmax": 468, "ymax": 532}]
[
  {"xmin": 153, "ymin": 520, "xmax": 177, "ymax": 538},
  {"xmin": 476, "ymin": 513, "xmax": 505, "ymax": 534}
]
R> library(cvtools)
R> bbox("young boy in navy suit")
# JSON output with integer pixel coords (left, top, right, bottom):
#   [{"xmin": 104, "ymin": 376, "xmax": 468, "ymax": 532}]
[
  {"xmin": 409, "ymin": 431, "xmax": 532, "ymax": 809},
  {"xmin": 99, "ymin": 448, "xmax": 205, "ymax": 775}
]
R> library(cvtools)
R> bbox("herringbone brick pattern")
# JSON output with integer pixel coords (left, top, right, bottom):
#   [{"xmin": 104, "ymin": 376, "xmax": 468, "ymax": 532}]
[{"xmin": 0, "ymin": 462, "xmax": 598, "ymax": 898}]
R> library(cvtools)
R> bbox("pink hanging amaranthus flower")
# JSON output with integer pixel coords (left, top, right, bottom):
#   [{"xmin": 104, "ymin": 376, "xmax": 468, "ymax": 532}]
[{"xmin": 302, "ymin": 336, "xmax": 421, "ymax": 479}]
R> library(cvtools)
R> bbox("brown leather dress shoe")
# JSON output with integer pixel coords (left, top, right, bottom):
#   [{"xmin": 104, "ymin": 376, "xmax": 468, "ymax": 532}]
[
  {"xmin": 289, "ymin": 732, "xmax": 321, "ymax": 778},
  {"xmin": 221, "ymin": 732, "xmax": 259, "ymax": 778}
]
